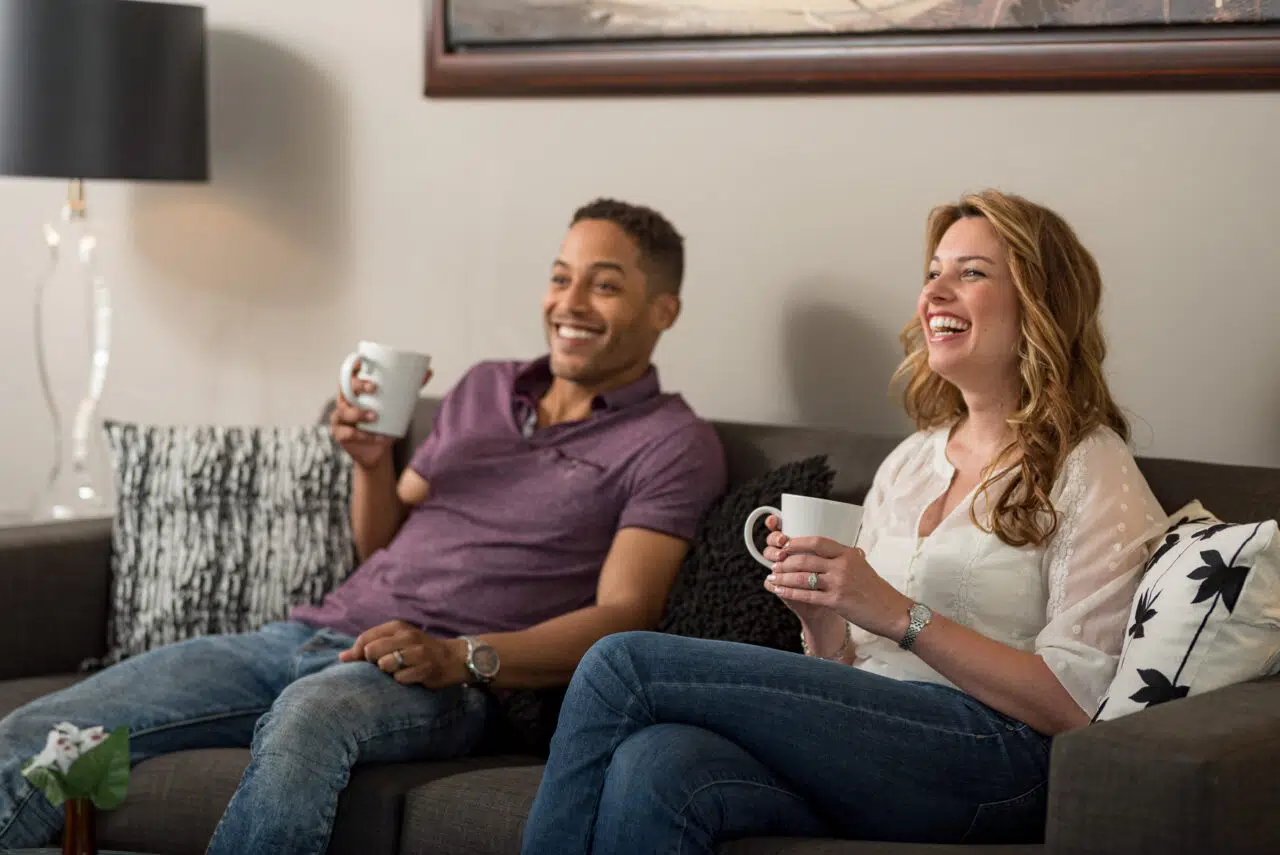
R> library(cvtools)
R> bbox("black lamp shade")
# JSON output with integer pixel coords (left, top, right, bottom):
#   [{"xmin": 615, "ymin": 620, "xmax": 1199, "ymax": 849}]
[{"xmin": 0, "ymin": 0, "xmax": 208, "ymax": 182}]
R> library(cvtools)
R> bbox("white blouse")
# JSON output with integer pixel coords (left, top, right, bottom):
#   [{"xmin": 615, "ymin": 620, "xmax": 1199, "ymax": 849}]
[{"xmin": 850, "ymin": 425, "xmax": 1168, "ymax": 717}]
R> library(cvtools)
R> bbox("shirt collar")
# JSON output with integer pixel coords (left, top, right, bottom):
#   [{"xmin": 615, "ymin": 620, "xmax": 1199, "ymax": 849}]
[{"xmin": 513, "ymin": 356, "xmax": 660, "ymax": 413}]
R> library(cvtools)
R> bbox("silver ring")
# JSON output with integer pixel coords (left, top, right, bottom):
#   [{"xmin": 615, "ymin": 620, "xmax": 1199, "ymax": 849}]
[
  {"xmin": 393, "ymin": 649, "xmax": 406, "ymax": 669},
  {"xmin": 807, "ymin": 572, "xmax": 819, "ymax": 590}
]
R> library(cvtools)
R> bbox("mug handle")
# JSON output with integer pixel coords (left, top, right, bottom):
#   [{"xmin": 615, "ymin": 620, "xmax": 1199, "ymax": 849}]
[
  {"xmin": 743, "ymin": 505, "xmax": 781, "ymax": 569},
  {"xmin": 339, "ymin": 352, "xmax": 374, "ymax": 411}
]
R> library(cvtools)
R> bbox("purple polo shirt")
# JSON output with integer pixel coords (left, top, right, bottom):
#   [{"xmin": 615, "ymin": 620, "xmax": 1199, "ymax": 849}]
[{"xmin": 291, "ymin": 358, "xmax": 726, "ymax": 638}]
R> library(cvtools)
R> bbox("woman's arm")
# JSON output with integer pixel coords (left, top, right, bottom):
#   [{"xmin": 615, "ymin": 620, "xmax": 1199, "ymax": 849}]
[{"xmin": 892, "ymin": 608, "xmax": 1089, "ymax": 734}]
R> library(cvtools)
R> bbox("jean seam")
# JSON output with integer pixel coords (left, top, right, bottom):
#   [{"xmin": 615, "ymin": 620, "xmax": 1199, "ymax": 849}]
[
  {"xmin": 675, "ymin": 778, "xmax": 811, "ymax": 855},
  {"xmin": 0, "ymin": 781, "xmax": 40, "ymax": 840},
  {"xmin": 649, "ymin": 679, "xmax": 1006, "ymax": 741},
  {"xmin": 128, "ymin": 705, "xmax": 272, "ymax": 740},
  {"xmin": 960, "ymin": 779, "xmax": 1047, "ymax": 843}
]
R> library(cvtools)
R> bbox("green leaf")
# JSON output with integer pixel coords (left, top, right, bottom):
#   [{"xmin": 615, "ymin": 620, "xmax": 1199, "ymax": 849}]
[
  {"xmin": 21, "ymin": 763, "xmax": 70, "ymax": 808},
  {"xmin": 63, "ymin": 727, "xmax": 130, "ymax": 810}
]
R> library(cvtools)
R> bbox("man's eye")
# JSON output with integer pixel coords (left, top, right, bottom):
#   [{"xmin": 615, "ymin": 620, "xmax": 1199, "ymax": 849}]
[
  {"xmin": 596, "ymin": 282, "xmax": 620, "ymax": 293},
  {"xmin": 551, "ymin": 275, "xmax": 570, "ymax": 287}
]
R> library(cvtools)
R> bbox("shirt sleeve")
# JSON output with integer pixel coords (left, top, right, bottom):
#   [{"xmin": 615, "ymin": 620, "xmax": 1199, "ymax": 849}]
[
  {"xmin": 617, "ymin": 420, "xmax": 728, "ymax": 543},
  {"xmin": 1035, "ymin": 429, "xmax": 1169, "ymax": 717}
]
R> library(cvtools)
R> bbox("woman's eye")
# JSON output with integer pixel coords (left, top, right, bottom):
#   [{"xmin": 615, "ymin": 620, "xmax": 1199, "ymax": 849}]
[{"xmin": 962, "ymin": 268, "xmax": 985, "ymax": 279}]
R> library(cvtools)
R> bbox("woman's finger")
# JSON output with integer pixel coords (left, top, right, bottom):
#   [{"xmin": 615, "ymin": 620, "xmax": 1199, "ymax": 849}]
[
  {"xmin": 780, "ymin": 536, "xmax": 848, "ymax": 559},
  {"xmin": 765, "ymin": 515, "xmax": 781, "ymax": 532}
]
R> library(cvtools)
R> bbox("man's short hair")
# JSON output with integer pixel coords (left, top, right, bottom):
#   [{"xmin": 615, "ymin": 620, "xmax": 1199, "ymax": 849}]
[{"xmin": 571, "ymin": 198, "xmax": 684, "ymax": 297}]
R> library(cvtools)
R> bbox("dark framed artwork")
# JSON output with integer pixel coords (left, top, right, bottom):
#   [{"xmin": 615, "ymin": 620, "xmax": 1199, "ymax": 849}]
[{"xmin": 424, "ymin": 0, "xmax": 1280, "ymax": 96}]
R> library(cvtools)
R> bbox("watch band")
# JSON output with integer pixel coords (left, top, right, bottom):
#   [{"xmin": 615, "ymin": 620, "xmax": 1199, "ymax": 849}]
[{"xmin": 898, "ymin": 603, "xmax": 934, "ymax": 652}]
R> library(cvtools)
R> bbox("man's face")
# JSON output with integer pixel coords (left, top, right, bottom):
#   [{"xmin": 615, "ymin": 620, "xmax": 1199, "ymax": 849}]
[{"xmin": 542, "ymin": 219, "xmax": 675, "ymax": 388}]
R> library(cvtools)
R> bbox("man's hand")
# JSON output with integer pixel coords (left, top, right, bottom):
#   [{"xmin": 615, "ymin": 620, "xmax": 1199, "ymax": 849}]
[
  {"xmin": 332, "ymin": 360, "xmax": 433, "ymax": 471},
  {"xmin": 339, "ymin": 620, "xmax": 469, "ymax": 689}
]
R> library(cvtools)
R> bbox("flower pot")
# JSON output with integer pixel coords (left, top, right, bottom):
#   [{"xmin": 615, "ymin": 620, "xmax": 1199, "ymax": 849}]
[{"xmin": 63, "ymin": 797, "xmax": 96, "ymax": 855}]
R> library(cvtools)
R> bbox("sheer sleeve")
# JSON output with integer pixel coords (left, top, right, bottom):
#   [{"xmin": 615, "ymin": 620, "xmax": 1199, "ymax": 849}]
[{"xmin": 1035, "ymin": 429, "xmax": 1168, "ymax": 716}]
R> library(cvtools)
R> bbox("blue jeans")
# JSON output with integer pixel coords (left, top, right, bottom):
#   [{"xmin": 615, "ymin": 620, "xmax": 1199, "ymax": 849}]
[
  {"xmin": 521, "ymin": 632, "xmax": 1051, "ymax": 855},
  {"xmin": 0, "ymin": 621, "xmax": 492, "ymax": 855}
]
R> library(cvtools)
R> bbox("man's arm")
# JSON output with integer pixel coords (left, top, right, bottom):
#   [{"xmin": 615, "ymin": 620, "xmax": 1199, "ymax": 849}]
[
  {"xmin": 457, "ymin": 526, "xmax": 689, "ymax": 688},
  {"xmin": 342, "ymin": 525, "xmax": 690, "ymax": 688},
  {"xmin": 350, "ymin": 463, "xmax": 428, "ymax": 562}
]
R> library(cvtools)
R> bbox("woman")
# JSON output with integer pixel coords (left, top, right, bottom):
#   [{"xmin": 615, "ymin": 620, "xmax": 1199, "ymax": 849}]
[{"xmin": 519, "ymin": 190, "xmax": 1167, "ymax": 852}]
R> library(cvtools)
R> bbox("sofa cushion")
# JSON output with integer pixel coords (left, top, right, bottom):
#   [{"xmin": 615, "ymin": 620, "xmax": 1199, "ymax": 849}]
[
  {"xmin": 399, "ymin": 764, "xmax": 1044, "ymax": 855},
  {"xmin": 102, "ymin": 421, "xmax": 355, "ymax": 663},
  {"xmin": 95, "ymin": 747, "xmax": 540, "ymax": 855},
  {"xmin": 0, "ymin": 674, "xmax": 85, "ymax": 719}
]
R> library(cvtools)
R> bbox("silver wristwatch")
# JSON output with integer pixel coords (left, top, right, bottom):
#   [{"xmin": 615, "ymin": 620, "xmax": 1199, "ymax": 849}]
[
  {"xmin": 898, "ymin": 603, "xmax": 934, "ymax": 651},
  {"xmin": 459, "ymin": 636, "xmax": 500, "ymax": 685}
]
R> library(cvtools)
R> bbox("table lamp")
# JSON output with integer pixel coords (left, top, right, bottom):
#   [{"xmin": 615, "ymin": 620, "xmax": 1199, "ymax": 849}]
[{"xmin": 0, "ymin": 0, "xmax": 208, "ymax": 520}]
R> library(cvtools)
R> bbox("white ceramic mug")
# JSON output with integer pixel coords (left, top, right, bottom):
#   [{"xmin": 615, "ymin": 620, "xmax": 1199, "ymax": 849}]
[
  {"xmin": 743, "ymin": 493, "xmax": 865, "ymax": 568},
  {"xmin": 338, "ymin": 341, "xmax": 431, "ymax": 438}
]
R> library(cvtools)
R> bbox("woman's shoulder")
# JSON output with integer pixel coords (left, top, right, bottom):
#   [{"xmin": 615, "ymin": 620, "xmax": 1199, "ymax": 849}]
[
  {"xmin": 1064, "ymin": 424, "xmax": 1141, "ymax": 472},
  {"xmin": 1052, "ymin": 424, "xmax": 1156, "ymax": 506}
]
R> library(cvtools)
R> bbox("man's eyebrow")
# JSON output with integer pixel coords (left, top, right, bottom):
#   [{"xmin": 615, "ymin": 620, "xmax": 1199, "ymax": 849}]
[{"xmin": 553, "ymin": 259, "xmax": 627, "ymax": 273}]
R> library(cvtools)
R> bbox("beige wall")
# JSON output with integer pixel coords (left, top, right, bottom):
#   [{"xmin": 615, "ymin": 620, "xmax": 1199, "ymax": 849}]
[{"xmin": 1, "ymin": 0, "xmax": 1276, "ymax": 515}]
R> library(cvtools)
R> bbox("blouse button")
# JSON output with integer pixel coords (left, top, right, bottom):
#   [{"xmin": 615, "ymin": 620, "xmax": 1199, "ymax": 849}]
[
  {"xmin": 1122, "ymin": 484, "xmax": 1130, "ymax": 493},
  {"xmin": 1121, "ymin": 503, "xmax": 1129, "ymax": 512},
  {"xmin": 1121, "ymin": 465, "xmax": 1129, "ymax": 474},
  {"xmin": 1113, "ymin": 543, "xmax": 1122, "ymax": 552},
  {"xmin": 1109, "ymin": 561, "xmax": 1119, "ymax": 570},
  {"xmin": 1072, "ymin": 625, "xmax": 1082, "ymax": 636},
  {"xmin": 1118, "ymin": 523, "xmax": 1127, "ymax": 533}
]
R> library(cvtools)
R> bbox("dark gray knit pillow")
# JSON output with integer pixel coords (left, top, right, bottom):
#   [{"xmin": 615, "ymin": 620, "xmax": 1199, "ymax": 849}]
[
  {"xmin": 658, "ymin": 455, "xmax": 836, "ymax": 653},
  {"xmin": 101, "ymin": 421, "xmax": 355, "ymax": 663}
]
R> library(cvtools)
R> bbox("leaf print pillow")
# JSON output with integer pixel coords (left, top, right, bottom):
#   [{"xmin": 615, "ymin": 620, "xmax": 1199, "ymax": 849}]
[{"xmin": 1093, "ymin": 501, "xmax": 1280, "ymax": 722}]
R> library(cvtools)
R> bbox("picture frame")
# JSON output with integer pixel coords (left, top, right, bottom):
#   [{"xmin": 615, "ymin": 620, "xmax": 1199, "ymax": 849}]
[{"xmin": 424, "ymin": 0, "xmax": 1280, "ymax": 96}]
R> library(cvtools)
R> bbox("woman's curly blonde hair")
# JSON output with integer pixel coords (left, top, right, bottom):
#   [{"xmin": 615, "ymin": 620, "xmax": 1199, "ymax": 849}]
[{"xmin": 894, "ymin": 190, "xmax": 1128, "ymax": 548}]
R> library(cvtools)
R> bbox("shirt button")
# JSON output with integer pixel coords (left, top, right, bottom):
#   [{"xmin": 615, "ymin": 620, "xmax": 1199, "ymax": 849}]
[
  {"xmin": 1121, "ymin": 465, "xmax": 1129, "ymax": 475},
  {"xmin": 1122, "ymin": 484, "xmax": 1131, "ymax": 493},
  {"xmin": 1072, "ymin": 625, "xmax": 1082, "ymax": 635},
  {"xmin": 1118, "ymin": 523, "xmax": 1127, "ymax": 533},
  {"xmin": 1121, "ymin": 503, "xmax": 1129, "ymax": 512}
]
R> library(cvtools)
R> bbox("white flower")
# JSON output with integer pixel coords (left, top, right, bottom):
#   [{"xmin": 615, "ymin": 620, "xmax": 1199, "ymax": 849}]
[{"xmin": 25, "ymin": 723, "xmax": 108, "ymax": 775}]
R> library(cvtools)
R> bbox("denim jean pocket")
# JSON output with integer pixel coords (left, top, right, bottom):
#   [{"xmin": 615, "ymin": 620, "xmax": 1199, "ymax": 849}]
[{"xmin": 960, "ymin": 780, "xmax": 1048, "ymax": 845}]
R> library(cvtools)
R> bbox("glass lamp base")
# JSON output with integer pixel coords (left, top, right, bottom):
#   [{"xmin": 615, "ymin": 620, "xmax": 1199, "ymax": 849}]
[{"xmin": 30, "ymin": 181, "xmax": 115, "ymax": 523}]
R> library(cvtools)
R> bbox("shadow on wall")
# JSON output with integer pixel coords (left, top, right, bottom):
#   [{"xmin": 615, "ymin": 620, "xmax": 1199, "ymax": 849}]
[
  {"xmin": 782, "ymin": 292, "xmax": 910, "ymax": 438},
  {"xmin": 129, "ymin": 27, "xmax": 350, "ymax": 316}
]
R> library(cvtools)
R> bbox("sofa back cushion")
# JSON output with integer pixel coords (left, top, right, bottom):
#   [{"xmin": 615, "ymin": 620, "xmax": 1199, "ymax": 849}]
[{"xmin": 395, "ymin": 397, "xmax": 1280, "ymax": 524}]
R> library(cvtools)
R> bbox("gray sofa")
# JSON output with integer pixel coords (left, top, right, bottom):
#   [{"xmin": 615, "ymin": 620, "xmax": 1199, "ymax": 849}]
[{"xmin": 2, "ymin": 396, "xmax": 1279, "ymax": 855}]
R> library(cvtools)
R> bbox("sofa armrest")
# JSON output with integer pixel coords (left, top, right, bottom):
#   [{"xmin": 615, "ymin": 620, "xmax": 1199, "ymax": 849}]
[
  {"xmin": 0, "ymin": 517, "xmax": 113, "ymax": 680},
  {"xmin": 1046, "ymin": 675, "xmax": 1280, "ymax": 855}
]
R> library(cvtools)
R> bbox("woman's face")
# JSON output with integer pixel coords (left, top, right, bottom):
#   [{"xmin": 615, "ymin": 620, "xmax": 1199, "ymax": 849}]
[{"xmin": 917, "ymin": 216, "xmax": 1022, "ymax": 396}]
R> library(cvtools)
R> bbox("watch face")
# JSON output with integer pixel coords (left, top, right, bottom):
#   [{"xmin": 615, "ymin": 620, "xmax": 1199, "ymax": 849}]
[{"xmin": 472, "ymin": 645, "xmax": 500, "ymax": 678}]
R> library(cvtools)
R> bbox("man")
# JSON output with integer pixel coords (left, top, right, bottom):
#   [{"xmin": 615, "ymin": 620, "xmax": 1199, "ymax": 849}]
[{"xmin": 0, "ymin": 198, "xmax": 727, "ymax": 855}]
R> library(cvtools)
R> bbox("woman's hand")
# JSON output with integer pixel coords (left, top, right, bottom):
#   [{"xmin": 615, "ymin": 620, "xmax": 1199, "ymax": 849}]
[
  {"xmin": 760, "ymin": 517, "xmax": 852, "ymax": 659},
  {"xmin": 763, "ymin": 530, "xmax": 913, "ymax": 641}
]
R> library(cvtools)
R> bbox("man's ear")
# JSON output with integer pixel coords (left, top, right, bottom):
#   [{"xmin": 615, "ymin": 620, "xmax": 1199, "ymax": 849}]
[{"xmin": 650, "ymin": 293, "xmax": 680, "ymax": 332}]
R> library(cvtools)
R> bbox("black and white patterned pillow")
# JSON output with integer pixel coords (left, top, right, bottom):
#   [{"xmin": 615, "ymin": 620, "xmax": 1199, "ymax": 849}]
[
  {"xmin": 1094, "ymin": 500, "xmax": 1280, "ymax": 722},
  {"xmin": 100, "ymin": 421, "xmax": 355, "ymax": 664}
]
